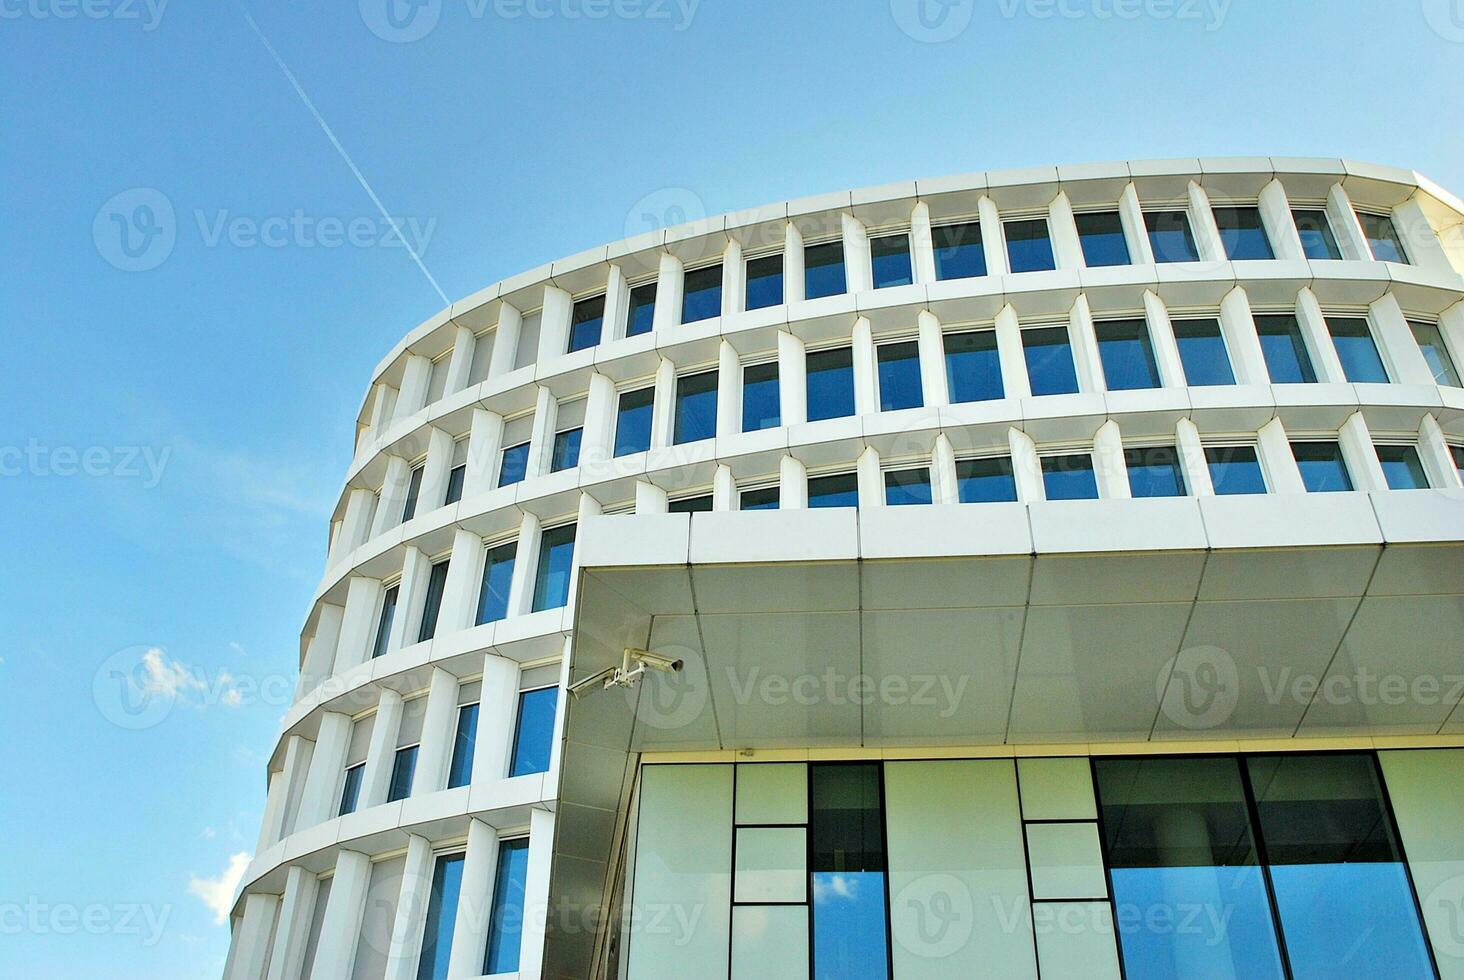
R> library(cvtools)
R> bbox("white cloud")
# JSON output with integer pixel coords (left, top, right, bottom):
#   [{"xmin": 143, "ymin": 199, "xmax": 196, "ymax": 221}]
[
  {"xmin": 189, "ymin": 852, "xmax": 252, "ymax": 925},
  {"xmin": 140, "ymin": 648, "xmax": 207, "ymax": 699},
  {"xmin": 200, "ymin": 827, "xmax": 216, "ymax": 839},
  {"xmin": 812, "ymin": 873, "xmax": 858, "ymax": 901}
]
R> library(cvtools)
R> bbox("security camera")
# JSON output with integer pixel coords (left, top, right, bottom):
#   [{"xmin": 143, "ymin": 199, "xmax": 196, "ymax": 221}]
[
  {"xmin": 567, "ymin": 648, "xmax": 686, "ymax": 699},
  {"xmin": 627, "ymin": 648, "xmax": 683, "ymax": 674}
]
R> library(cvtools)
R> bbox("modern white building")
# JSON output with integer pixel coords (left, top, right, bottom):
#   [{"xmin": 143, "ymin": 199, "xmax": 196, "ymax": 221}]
[{"xmin": 224, "ymin": 157, "xmax": 1464, "ymax": 980}]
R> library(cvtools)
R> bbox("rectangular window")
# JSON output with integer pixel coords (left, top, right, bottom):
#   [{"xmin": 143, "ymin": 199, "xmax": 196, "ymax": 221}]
[
  {"xmin": 1004, "ymin": 217, "xmax": 1056, "ymax": 273},
  {"xmin": 668, "ymin": 494, "xmax": 713, "ymax": 513},
  {"xmin": 884, "ymin": 467, "xmax": 932, "ymax": 506},
  {"xmin": 1095, "ymin": 318, "xmax": 1161, "ymax": 391},
  {"xmin": 613, "ymin": 388, "xmax": 655, "ymax": 457},
  {"xmin": 1356, "ymin": 211, "xmax": 1410, "ymax": 263},
  {"xmin": 386, "ymin": 744, "xmax": 418, "ymax": 802},
  {"xmin": 805, "ymin": 347, "xmax": 856, "ymax": 421},
  {"xmin": 531, "ymin": 524, "xmax": 575, "ymax": 611},
  {"xmin": 483, "ymin": 839, "xmax": 531, "ymax": 975},
  {"xmin": 741, "ymin": 361, "xmax": 780, "ymax": 431},
  {"xmin": 809, "ymin": 763, "xmax": 889, "ymax": 980},
  {"xmin": 1293, "ymin": 208, "xmax": 1342, "ymax": 260},
  {"xmin": 1454, "ymin": 445, "xmax": 1464, "ymax": 482},
  {"xmin": 1205, "ymin": 445, "xmax": 1267, "ymax": 495},
  {"xmin": 625, "ymin": 281, "xmax": 656, "ymax": 337},
  {"xmin": 804, "ymin": 241, "xmax": 847, "ymax": 299},
  {"xmin": 956, "ymin": 456, "xmax": 1017, "ymax": 503},
  {"xmin": 443, "ymin": 464, "xmax": 466, "ymax": 505},
  {"xmin": 566, "ymin": 295, "xmax": 604, "ymax": 353},
  {"xmin": 1172, "ymin": 317, "xmax": 1235, "ymax": 386},
  {"xmin": 1254, "ymin": 314, "xmax": 1317, "ymax": 384},
  {"xmin": 550, "ymin": 427, "xmax": 582, "ymax": 472},
  {"xmin": 402, "ymin": 465, "xmax": 425, "ymax": 522},
  {"xmin": 337, "ymin": 763, "xmax": 364, "ymax": 816},
  {"xmin": 417, "ymin": 560, "xmax": 450, "ymax": 642},
  {"xmin": 1212, "ymin": 206, "xmax": 1274, "ymax": 260},
  {"xmin": 876, "ymin": 341, "xmax": 923, "ymax": 411},
  {"xmin": 869, "ymin": 233, "xmax": 913, "ymax": 288},
  {"xmin": 1292, "ymin": 441, "xmax": 1353, "ymax": 492},
  {"xmin": 1041, "ymin": 454, "xmax": 1098, "ymax": 500},
  {"xmin": 1145, "ymin": 210, "xmax": 1200, "ymax": 263},
  {"xmin": 416, "ymin": 854, "xmax": 465, "ymax": 980},
  {"xmin": 1022, "ymin": 326, "xmax": 1080, "ymax": 396},
  {"xmin": 1376, "ymin": 445, "xmax": 1429, "ymax": 489},
  {"xmin": 1075, "ymin": 210, "xmax": 1130, "ymax": 267},
  {"xmin": 745, "ymin": 254, "xmax": 783, "ymax": 311},
  {"xmin": 509, "ymin": 687, "xmax": 558, "ymax": 777},
  {"xmin": 497, "ymin": 442, "xmax": 530, "ymax": 488},
  {"xmin": 682, "ymin": 265, "xmax": 722, "ymax": 323},
  {"xmin": 808, "ymin": 472, "xmax": 859, "ymax": 509},
  {"xmin": 933, "ymin": 221, "xmax": 986, "ymax": 280},
  {"xmin": 740, "ymin": 486, "xmax": 779, "ymax": 510},
  {"xmin": 475, "ymin": 542, "xmax": 516, "ymax": 626},
  {"xmin": 371, "ymin": 585, "xmax": 398, "ymax": 659},
  {"xmin": 1327, "ymin": 317, "xmax": 1390, "ymax": 383},
  {"xmin": 673, "ymin": 370, "xmax": 718, "ymax": 445},
  {"xmin": 1124, "ymin": 445, "xmax": 1186, "ymax": 497},
  {"xmin": 944, "ymin": 330, "xmax": 1004, "ymax": 403},
  {"xmin": 446, "ymin": 703, "xmax": 478, "ymax": 789},
  {"xmin": 1410, "ymin": 320, "xmax": 1461, "ymax": 386}
]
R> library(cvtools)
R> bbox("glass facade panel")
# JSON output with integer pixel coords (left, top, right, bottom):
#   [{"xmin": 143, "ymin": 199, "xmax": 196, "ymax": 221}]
[
  {"xmin": 1042, "ymin": 454, "xmax": 1098, "ymax": 500},
  {"xmin": 1255, "ymin": 315, "xmax": 1318, "ymax": 384},
  {"xmin": 808, "ymin": 473, "xmax": 858, "ymax": 509},
  {"xmin": 1292, "ymin": 209, "xmax": 1341, "ymax": 260},
  {"xmin": 674, "ymin": 370, "xmax": 718, "ymax": 445},
  {"xmin": 371, "ymin": 584, "xmax": 398, "ymax": 659},
  {"xmin": 1327, "ymin": 317, "xmax": 1390, "ymax": 383},
  {"xmin": 668, "ymin": 494, "xmax": 713, "ymax": 513},
  {"xmin": 338, "ymin": 763, "xmax": 364, "ymax": 816},
  {"xmin": 625, "ymin": 282, "xmax": 656, "ymax": 337},
  {"xmin": 475, "ymin": 542, "xmax": 515, "ymax": 626},
  {"xmin": 567, "ymin": 295, "xmax": 604, "ymax": 353},
  {"xmin": 1145, "ymin": 210, "xmax": 1200, "ymax": 263},
  {"xmin": 1454, "ymin": 445, "xmax": 1464, "ymax": 481},
  {"xmin": 932, "ymin": 222, "xmax": 986, "ymax": 280},
  {"xmin": 806, "ymin": 348, "xmax": 856, "ymax": 421},
  {"xmin": 1205, "ymin": 445, "xmax": 1267, "ymax": 495},
  {"xmin": 1172, "ymin": 318, "xmax": 1235, "ymax": 386},
  {"xmin": 1023, "ymin": 326, "xmax": 1080, "ymax": 396},
  {"xmin": 869, "ymin": 233, "xmax": 912, "ymax": 288},
  {"xmin": 876, "ymin": 341, "xmax": 923, "ymax": 411},
  {"xmin": 417, "ymin": 560, "xmax": 450, "ymax": 642},
  {"xmin": 1005, "ymin": 217, "xmax": 1056, "ymax": 273},
  {"xmin": 956, "ymin": 456, "xmax": 1017, "ymax": 503},
  {"xmin": 550, "ymin": 427, "xmax": 581, "ymax": 472},
  {"xmin": 804, "ymin": 242, "xmax": 846, "ymax": 299},
  {"xmin": 1076, "ymin": 210, "xmax": 1130, "ymax": 266},
  {"xmin": 444, "ymin": 464, "xmax": 465, "ymax": 505},
  {"xmin": 1410, "ymin": 320, "xmax": 1460, "ymax": 386},
  {"xmin": 1292, "ymin": 442, "xmax": 1353, "ymax": 492},
  {"xmin": 415, "ymin": 854, "xmax": 465, "ymax": 980},
  {"xmin": 446, "ymin": 703, "xmax": 477, "ymax": 789},
  {"xmin": 740, "ymin": 486, "xmax": 779, "ymax": 511},
  {"xmin": 742, "ymin": 361, "xmax": 780, "ymax": 431},
  {"xmin": 1376, "ymin": 445, "xmax": 1429, "ymax": 489},
  {"xmin": 531, "ymin": 524, "xmax": 575, "ymax": 611},
  {"xmin": 682, "ymin": 265, "xmax": 722, "ymax": 323},
  {"xmin": 1356, "ymin": 211, "xmax": 1409, "ymax": 263},
  {"xmin": 613, "ymin": 388, "xmax": 655, "ymax": 457},
  {"xmin": 402, "ymin": 465, "xmax": 424, "ymax": 521},
  {"xmin": 509, "ymin": 687, "xmax": 558, "ymax": 777},
  {"xmin": 387, "ymin": 744, "xmax": 417, "ymax": 802},
  {"xmin": 745, "ymin": 254, "xmax": 784, "ymax": 310},
  {"xmin": 944, "ymin": 330, "xmax": 1004, "ymax": 403},
  {"xmin": 484, "ymin": 839, "xmax": 531, "ymax": 975},
  {"xmin": 1125, "ymin": 446, "xmax": 1186, "ymax": 497},
  {"xmin": 810, "ymin": 763, "xmax": 889, "ymax": 980},
  {"xmin": 497, "ymin": 442, "xmax": 530, "ymax": 487},
  {"xmin": 1213, "ymin": 206, "xmax": 1274, "ymax": 260},
  {"xmin": 1096, "ymin": 318, "xmax": 1161, "ymax": 390},
  {"xmin": 883, "ymin": 467, "xmax": 931, "ymax": 506},
  {"xmin": 734, "ymin": 826, "xmax": 807, "ymax": 903}
]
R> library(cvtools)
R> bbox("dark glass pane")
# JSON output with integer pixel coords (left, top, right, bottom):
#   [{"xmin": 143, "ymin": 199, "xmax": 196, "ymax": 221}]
[
  {"xmin": 668, "ymin": 494, "xmax": 713, "ymax": 513},
  {"xmin": 1096, "ymin": 318, "xmax": 1161, "ymax": 390},
  {"xmin": 1410, "ymin": 321, "xmax": 1461, "ymax": 386},
  {"xmin": 497, "ymin": 442, "xmax": 530, "ymax": 487},
  {"xmin": 806, "ymin": 348, "xmax": 856, "ymax": 421},
  {"xmin": 626, "ymin": 282, "xmax": 657, "ymax": 337},
  {"xmin": 444, "ymin": 464, "xmax": 466, "ymax": 505},
  {"xmin": 1042, "ymin": 454, "xmax": 1098, "ymax": 500},
  {"xmin": 1145, "ymin": 210, "xmax": 1200, "ymax": 263},
  {"xmin": 551, "ymin": 428, "xmax": 582, "ymax": 472},
  {"xmin": 509, "ymin": 687, "xmax": 558, "ymax": 777},
  {"xmin": 447, "ymin": 703, "xmax": 478, "ymax": 789},
  {"xmin": 808, "ymin": 473, "xmax": 859, "ymax": 509},
  {"xmin": 418, "ymin": 560, "xmax": 450, "ymax": 642},
  {"xmin": 1453, "ymin": 445, "xmax": 1464, "ymax": 481},
  {"xmin": 944, "ymin": 330, "xmax": 1003, "ymax": 403},
  {"xmin": 613, "ymin": 388, "xmax": 655, "ymax": 457},
  {"xmin": 531, "ymin": 525, "xmax": 575, "ymax": 611},
  {"xmin": 1125, "ymin": 446, "xmax": 1186, "ymax": 497},
  {"xmin": 1357, "ymin": 212, "xmax": 1409, "ymax": 264},
  {"xmin": 402, "ymin": 465, "xmax": 425, "ymax": 521},
  {"xmin": 870, "ymin": 233, "xmax": 912, "ymax": 288},
  {"xmin": 1205, "ymin": 446, "xmax": 1267, "ymax": 495},
  {"xmin": 1292, "ymin": 442, "xmax": 1353, "ymax": 492},
  {"xmin": 1293, "ymin": 209, "xmax": 1342, "ymax": 260},
  {"xmin": 1172, "ymin": 318, "xmax": 1235, "ymax": 386},
  {"xmin": 1328, "ymin": 317, "xmax": 1389, "ymax": 383},
  {"xmin": 387, "ymin": 745, "xmax": 418, "ymax": 802},
  {"xmin": 1255, "ymin": 315, "xmax": 1317, "ymax": 384},
  {"xmin": 1245, "ymin": 753, "xmax": 1434, "ymax": 979},
  {"xmin": 745, "ymin": 254, "xmax": 784, "ymax": 311},
  {"xmin": 484, "ymin": 840, "xmax": 530, "ymax": 975},
  {"xmin": 956, "ymin": 456, "xmax": 1017, "ymax": 503},
  {"xmin": 742, "ymin": 361, "xmax": 781, "ymax": 431},
  {"xmin": 804, "ymin": 241, "xmax": 847, "ymax": 299},
  {"xmin": 371, "ymin": 586, "xmax": 398, "ymax": 659},
  {"xmin": 1095, "ymin": 756, "xmax": 1287, "ymax": 980},
  {"xmin": 740, "ymin": 486, "xmax": 780, "ymax": 510},
  {"xmin": 877, "ymin": 341, "xmax": 923, "ymax": 411},
  {"xmin": 566, "ymin": 295, "xmax": 604, "ymax": 353},
  {"xmin": 338, "ymin": 763, "xmax": 364, "ymax": 816},
  {"xmin": 415, "ymin": 854, "xmax": 465, "ymax": 980},
  {"xmin": 884, "ymin": 468, "xmax": 932, "ymax": 506},
  {"xmin": 674, "ymin": 370, "xmax": 718, "ymax": 444},
  {"xmin": 1376, "ymin": 445, "xmax": 1429, "ymax": 489},
  {"xmin": 682, "ymin": 265, "xmax": 722, "ymax": 323},
  {"xmin": 810, "ymin": 763, "xmax": 889, "ymax": 980},
  {"xmin": 1005, "ymin": 218, "xmax": 1055, "ymax": 273},
  {"xmin": 1076, "ymin": 210, "xmax": 1130, "ymax": 266},
  {"xmin": 933, "ymin": 222, "xmax": 986, "ymax": 280},
  {"xmin": 1023, "ymin": 326, "xmax": 1080, "ymax": 396},
  {"xmin": 475, "ymin": 543, "xmax": 516, "ymax": 626},
  {"xmin": 1213, "ymin": 206, "xmax": 1274, "ymax": 260}
]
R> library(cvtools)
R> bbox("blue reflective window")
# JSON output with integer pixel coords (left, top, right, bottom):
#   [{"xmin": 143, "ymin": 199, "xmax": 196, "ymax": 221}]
[
  {"xmin": 883, "ymin": 468, "xmax": 931, "ymax": 506},
  {"xmin": 551, "ymin": 427, "xmax": 581, "ymax": 472},
  {"xmin": 1255, "ymin": 315, "xmax": 1317, "ymax": 384},
  {"xmin": 613, "ymin": 388, "xmax": 654, "ymax": 457},
  {"xmin": 1328, "ymin": 317, "xmax": 1390, "ymax": 383},
  {"xmin": 668, "ymin": 494, "xmax": 713, "ymax": 513},
  {"xmin": 1096, "ymin": 318, "xmax": 1161, "ymax": 391},
  {"xmin": 1076, "ymin": 210, "xmax": 1130, "ymax": 267},
  {"xmin": 509, "ymin": 687, "xmax": 558, "ymax": 777},
  {"xmin": 1206, "ymin": 446, "xmax": 1267, "ymax": 495},
  {"xmin": 745, "ymin": 254, "xmax": 784, "ymax": 310},
  {"xmin": 1292, "ymin": 442, "xmax": 1353, "ymax": 492},
  {"xmin": 387, "ymin": 744, "xmax": 418, "ymax": 802},
  {"xmin": 566, "ymin": 295, "xmax": 604, "ymax": 353},
  {"xmin": 1410, "ymin": 320, "xmax": 1460, "ymax": 387},
  {"xmin": 402, "ymin": 465, "xmax": 424, "ymax": 522},
  {"xmin": 417, "ymin": 560, "xmax": 450, "ymax": 642},
  {"xmin": 1356, "ymin": 211, "xmax": 1410, "ymax": 263},
  {"xmin": 808, "ymin": 473, "xmax": 859, "ymax": 509},
  {"xmin": 1125, "ymin": 446, "xmax": 1187, "ymax": 497},
  {"xmin": 870, "ymin": 233, "xmax": 913, "ymax": 288},
  {"xmin": 740, "ymin": 486, "xmax": 780, "ymax": 510},
  {"xmin": 531, "ymin": 525, "xmax": 575, "ymax": 611},
  {"xmin": 933, "ymin": 222, "xmax": 986, "ymax": 280},
  {"xmin": 1293, "ymin": 209, "xmax": 1342, "ymax": 260},
  {"xmin": 483, "ymin": 839, "xmax": 530, "ymax": 975},
  {"xmin": 957, "ymin": 456, "xmax": 1017, "ymax": 503},
  {"xmin": 741, "ymin": 361, "xmax": 780, "ymax": 431},
  {"xmin": 446, "ymin": 703, "xmax": 478, "ymax": 789},
  {"xmin": 1145, "ymin": 210, "xmax": 1200, "ymax": 263},
  {"xmin": 673, "ymin": 370, "xmax": 718, "ymax": 445},
  {"xmin": 371, "ymin": 585, "xmax": 398, "ymax": 659},
  {"xmin": 1213, "ymin": 206, "xmax": 1274, "ymax": 260},
  {"xmin": 876, "ymin": 341, "xmax": 923, "ymax": 411},
  {"xmin": 944, "ymin": 330, "xmax": 1004, "ymax": 403},
  {"xmin": 625, "ymin": 282, "xmax": 656, "ymax": 337},
  {"xmin": 497, "ymin": 442, "xmax": 530, "ymax": 487},
  {"xmin": 804, "ymin": 242, "xmax": 846, "ymax": 299},
  {"xmin": 444, "ymin": 464, "xmax": 465, "ymax": 505},
  {"xmin": 806, "ymin": 348, "xmax": 856, "ymax": 421},
  {"xmin": 810, "ymin": 763, "xmax": 889, "ymax": 980},
  {"xmin": 1172, "ymin": 318, "xmax": 1235, "ymax": 386},
  {"xmin": 475, "ymin": 542, "xmax": 515, "ymax": 626},
  {"xmin": 1022, "ymin": 326, "xmax": 1080, "ymax": 396},
  {"xmin": 1004, "ymin": 218, "xmax": 1055, "ymax": 273},
  {"xmin": 1376, "ymin": 445, "xmax": 1429, "ymax": 489},
  {"xmin": 415, "ymin": 854, "xmax": 465, "ymax": 980},
  {"xmin": 1041, "ymin": 454, "xmax": 1098, "ymax": 500},
  {"xmin": 681, "ymin": 265, "xmax": 722, "ymax": 323},
  {"xmin": 338, "ymin": 763, "xmax": 364, "ymax": 816}
]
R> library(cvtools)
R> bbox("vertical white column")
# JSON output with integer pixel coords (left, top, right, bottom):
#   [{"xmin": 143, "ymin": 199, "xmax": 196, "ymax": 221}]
[
  {"xmin": 338, "ymin": 489, "xmax": 378, "ymax": 557},
  {"xmin": 225, "ymin": 892, "xmax": 281, "ymax": 980},
  {"xmin": 1441, "ymin": 303, "xmax": 1464, "ymax": 375},
  {"xmin": 916, "ymin": 310, "xmax": 948, "ymax": 407},
  {"xmin": 1370, "ymin": 293, "xmax": 1436, "ymax": 385},
  {"xmin": 388, "ymin": 547, "xmax": 432, "ymax": 652},
  {"xmin": 1418, "ymin": 415, "xmax": 1463, "ymax": 489},
  {"xmin": 1295, "ymin": 288, "xmax": 1347, "ymax": 383},
  {"xmin": 361, "ymin": 689, "xmax": 405, "ymax": 808},
  {"xmin": 1047, "ymin": 192, "xmax": 1083, "ymax": 270},
  {"xmin": 256, "ymin": 771, "xmax": 287, "ymax": 852},
  {"xmin": 382, "ymin": 834, "xmax": 436, "ymax": 980},
  {"xmin": 581, "ymin": 372, "xmax": 617, "ymax": 471},
  {"xmin": 1175, "ymin": 418, "xmax": 1214, "ymax": 496},
  {"xmin": 994, "ymin": 304, "xmax": 1030, "ymax": 399},
  {"xmin": 298, "ymin": 603, "xmax": 344, "ymax": 697},
  {"xmin": 567, "ymin": 492, "xmax": 601, "ymax": 609},
  {"xmin": 1325, "ymin": 184, "xmax": 1371, "ymax": 261},
  {"xmin": 1257, "ymin": 418, "xmax": 1306, "ymax": 494},
  {"xmin": 1218, "ymin": 286, "xmax": 1269, "ymax": 385},
  {"xmin": 603, "ymin": 264, "xmax": 629, "ymax": 342},
  {"xmin": 1093, "ymin": 420, "xmax": 1130, "ymax": 498},
  {"xmin": 716, "ymin": 341, "xmax": 741, "ymax": 438},
  {"xmin": 418, "ymin": 427, "xmax": 456, "ymax": 515},
  {"xmin": 779, "ymin": 455, "xmax": 808, "ymax": 508},
  {"xmin": 264, "ymin": 866, "xmax": 318, "ymax": 980},
  {"xmin": 1119, "ymin": 183, "xmax": 1154, "ymax": 265},
  {"xmin": 463, "ymin": 408, "xmax": 505, "ymax": 499},
  {"xmin": 443, "ymin": 325, "xmax": 478, "ymax": 396},
  {"xmin": 487, "ymin": 303, "xmax": 523, "ymax": 379},
  {"xmin": 712, "ymin": 464, "xmax": 736, "ymax": 510},
  {"xmin": 910, "ymin": 201, "xmax": 936, "ymax": 285},
  {"xmin": 857, "ymin": 446, "xmax": 883, "ymax": 507},
  {"xmin": 652, "ymin": 253, "xmax": 684, "ymax": 332},
  {"xmin": 634, "ymin": 479, "xmax": 669, "ymax": 513},
  {"xmin": 1393, "ymin": 198, "xmax": 1456, "ymax": 275},
  {"xmin": 507, "ymin": 513, "xmax": 542, "ymax": 618},
  {"xmin": 842, "ymin": 213, "xmax": 872, "ymax": 293},
  {"xmin": 649, "ymin": 357, "xmax": 677, "ymax": 449},
  {"xmin": 471, "ymin": 654, "xmax": 522, "ymax": 787},
  {"xmin": 1258, "ymin": 179, "xmax": 1304, "ymax": 262},
  {"xmin": 396, "ymin": 355, "xmax": 434, "ymax": 419},
  {"xmin": 367, "ymin": 382, "xmax": 397, "ymax": 434},
  {"xmin": 372, "ymin": 457, "xmax": 411, "ymax": 536},
  {"xmin": 1186, "ymin": 181, "xmax": 1226, "ymax": 263},
  {"xmin": 412, "ymin": 668, "xmax": 463, "ymax": 796},
  {"xmin": 722, "ymin": 239, "xmax": 745, "ymax": 316},
  {"xmin": 1338, "ymin": 411, "xmax": 1388, "ymax": 492},
  {"xmin": 1008, "ymin": 428, "xmax": 1044, "ymax": 501},
  {"xmin": 930, "ymin": 433, "xmax": 958, "ymax": 505},
  {"xmin": 526, "ymin": 386, "xmax": 557, "ymax": 479},
  {"xmin": 784, "ymin": 223, "xmax": 806, "ymax": 304},
  {"xmin": 777, "ymin": 331, "xmax": 807, "ymax": 426},
  {"xmin": 436, "ymin": 528, "xmax": 485, "ymax": 636},
  {"xmin": 274, "ymin": 736, "xmax": 314, "ymax": 839},
  {"xmin": 516, "ymin": 808, "xmax": 557, "ymax": 978},
  {"xmin": 446, "ymin": 819, "xmax": 501, "ymax": 979},
  {"xmin": 297, "ymin": 711, "xmax": 353, "ymax": 828},
  {"xmin": 852, "ymin": 317, "xmax": 879, "ymax": 415},
  {"xmin": 335, "ymin": 577, "xmax": 385, "ymax": 673},
  {"xmin": 1142, "ymin": 291, "xmax": 1187, "ymax": 387},
  {"xmin": 537, "ymin": 286, "xmax": 573, "ymax": 364},
  {"xmin": 311, "ymin": 850, "xmax": 373, "ymax": 980},
  {"xmin": 1068, "ymin": 294, "xmax": 1105, "ymax": 392},
  {"xmin": 978, "ymin": 196, "xmax": 1009, "ymax": 276}
]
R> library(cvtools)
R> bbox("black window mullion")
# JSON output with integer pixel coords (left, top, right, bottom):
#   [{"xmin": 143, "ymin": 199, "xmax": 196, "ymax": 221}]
[{"xmin": 1237, "ymin": 753, "xmax": 1297, "ymax": 980}]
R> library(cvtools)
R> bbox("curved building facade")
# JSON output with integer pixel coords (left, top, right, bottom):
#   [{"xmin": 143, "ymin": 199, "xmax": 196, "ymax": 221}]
[{"xmin": 224, "ymin": 158, "xmax": 1464, "ymax": 980}]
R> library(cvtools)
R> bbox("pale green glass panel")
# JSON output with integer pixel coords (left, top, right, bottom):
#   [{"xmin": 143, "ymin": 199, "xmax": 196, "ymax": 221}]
[
  {"xmin": 1017, "ymin": 757, "xmax": 1097, "ymax": 821},
  {"xmin": 1379, "ymin": 748, "xmax": 1464, "ymax": 980},
  {"xmin": 1026, "ymin": 822, "xmax": 1107, "ymax": 900},
  {"xmin": 1033, "ymin": 901, "xmax": 1122, "ymax": 980},
  {"xmin": 731, "ymin": 905, "xmax": 809, "ymax": 980},
  {"xmin": 735, "ymin": 763, "xmax": 807, "ymax": 825},
  {"xmin": 734, "ymin": 827, "xmax": 807, "ymax": 903}
]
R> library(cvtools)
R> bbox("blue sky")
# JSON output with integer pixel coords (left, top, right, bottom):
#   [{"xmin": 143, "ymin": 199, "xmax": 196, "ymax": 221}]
[{"xmin": 3, "ymin": 0, "xmax": 1463, "ymax": 975}]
